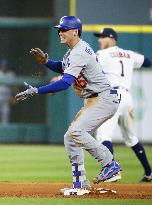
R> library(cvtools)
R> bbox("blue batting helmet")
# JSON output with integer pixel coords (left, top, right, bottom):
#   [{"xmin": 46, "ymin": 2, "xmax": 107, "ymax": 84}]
[{"xmin": 54, "ymin": 16, "xmax": 82, "ymax": 34}]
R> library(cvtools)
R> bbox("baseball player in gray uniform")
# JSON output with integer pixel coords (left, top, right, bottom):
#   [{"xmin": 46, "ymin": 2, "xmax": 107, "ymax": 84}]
[{"xmin": 15, "ymin": 16, "xmax": 121, "ymax": 194}]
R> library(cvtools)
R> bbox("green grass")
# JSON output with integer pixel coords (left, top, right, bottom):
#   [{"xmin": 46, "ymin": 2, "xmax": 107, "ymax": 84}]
[
  {"xmin": 0, "ymin": 144, "xmax": 151, "ymax": 204},
  {"xmin": 0, "ymin": 198, "xmax": 151, "ymax": 205},
  {"xmin": 0, "ymin": 144, "xmax": 151, "ymax": 183}
]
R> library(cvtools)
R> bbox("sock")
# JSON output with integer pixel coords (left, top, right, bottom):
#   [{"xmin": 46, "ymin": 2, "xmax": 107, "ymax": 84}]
[
  {"xmin": 102, "ymin": 140, "xmax": 114, "ymax": 155},
  {"xmin": 72, "ymin": 163, "xmax": 86, "ymax": 188},
  {"xmin": 132, "ymin": 142, "xmax": 151, "ymax": 176}
]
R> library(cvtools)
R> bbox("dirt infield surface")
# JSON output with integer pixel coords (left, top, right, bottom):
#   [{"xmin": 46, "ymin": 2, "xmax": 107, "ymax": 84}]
[{"xmin": 0, "ymin": 183, "xmax": 151, "ymax": 199}]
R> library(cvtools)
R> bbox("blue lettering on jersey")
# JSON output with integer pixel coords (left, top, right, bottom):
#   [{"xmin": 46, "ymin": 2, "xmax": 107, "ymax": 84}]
[{"xmin": 85, "ymin": 47, "xmax": 92, "ymax": 55}]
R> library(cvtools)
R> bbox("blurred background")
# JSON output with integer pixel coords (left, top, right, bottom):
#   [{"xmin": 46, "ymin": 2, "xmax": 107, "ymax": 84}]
[{"xmin": 0, "ymin": 0, "xmax": 152, "ymax": 145}]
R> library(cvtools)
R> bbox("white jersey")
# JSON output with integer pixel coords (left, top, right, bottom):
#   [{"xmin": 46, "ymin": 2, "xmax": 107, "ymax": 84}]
[{"xmin": 96, "ymin": 46, "xmax": 144, "ymax": 90}]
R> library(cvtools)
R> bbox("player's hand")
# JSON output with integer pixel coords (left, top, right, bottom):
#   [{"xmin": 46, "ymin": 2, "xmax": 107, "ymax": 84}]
[
  {"xmin": 30, "ymin": 48, "xmax": 48, "ymax": 64},
  {"xmin": 15, "ymin": 82, "xmax": 38, "ymax": 101}
]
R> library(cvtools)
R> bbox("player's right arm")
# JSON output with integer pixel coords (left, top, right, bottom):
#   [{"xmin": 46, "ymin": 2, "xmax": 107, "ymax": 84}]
[
  {"xmin": 96, "ymin": 50, "xmax": 106, "ymax": 67},
  {"xmin": 30, "ymin": 48, "xmax": 63, "ymax": 74}
]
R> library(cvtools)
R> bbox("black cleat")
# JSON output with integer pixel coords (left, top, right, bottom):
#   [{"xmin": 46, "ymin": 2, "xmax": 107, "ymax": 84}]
[{"xmin": 139, "ymin": 175, "xmax": 152, "ymax": 183}]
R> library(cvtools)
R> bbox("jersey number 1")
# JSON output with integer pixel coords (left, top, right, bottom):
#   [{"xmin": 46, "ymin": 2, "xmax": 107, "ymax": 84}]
[{"xmin": 120, "ymin": 60, "xmax": 124, "ymax": 77}]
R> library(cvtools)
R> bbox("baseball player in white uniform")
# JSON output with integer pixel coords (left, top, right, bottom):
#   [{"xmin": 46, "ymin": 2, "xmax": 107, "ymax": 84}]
[
  {"xmin": 94, "ymin": 28, "xmax": 152, "ymax": 182},
  {"xmin": 15, "ymin": 17, "xmax": 122, "ymax": 194}
]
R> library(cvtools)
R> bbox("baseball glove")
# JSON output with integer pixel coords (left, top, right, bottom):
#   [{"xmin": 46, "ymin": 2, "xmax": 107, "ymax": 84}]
[{"xmin": 30, "ymin": 48, "xmax": 48, "ymax": 64}]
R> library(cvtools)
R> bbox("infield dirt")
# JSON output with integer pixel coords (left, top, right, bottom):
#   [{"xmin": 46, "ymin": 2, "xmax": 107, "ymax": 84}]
[{"xmin": 0, "ymin": 182, "xmax": 151, "ymax": 199}]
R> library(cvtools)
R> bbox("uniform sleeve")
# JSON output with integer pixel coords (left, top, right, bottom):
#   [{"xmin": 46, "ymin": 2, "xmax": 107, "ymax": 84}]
[
  {"xmin": 45, "ymin": 60, "xmax": 63, "ymax": 74},
  {"xmin": 131, "ymin": 51, "xmax": 144, "ymax": 69},
  {"xmin": 64, "ymin": 54, "xmax": 86, "ymax": 78},
  {"xmin": 142, "ymin": 58, "xmax": 152, "ymax": 67},
  {"xmin": 38, "ymin": 73, "xmax": 75, "ymax": 94}
]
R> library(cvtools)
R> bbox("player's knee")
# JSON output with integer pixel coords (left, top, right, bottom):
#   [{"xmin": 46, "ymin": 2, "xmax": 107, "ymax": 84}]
[
  {"xmin": 64, "ymin": 131, "xmax": 71, "ymax": 145},
  {"xmin": 125, "ymin": 137, "xmax": 139, "ymax": 147},
  {"xmin": 64, "ymin": 130, "xmax": 80, "ymax": 145},
  {"xmin": 70, "ymin": 128, "xmax": 84, "ymax": 145}
]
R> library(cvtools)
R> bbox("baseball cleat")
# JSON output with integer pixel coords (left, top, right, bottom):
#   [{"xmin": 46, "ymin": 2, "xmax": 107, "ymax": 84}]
[
  {"xmin": 102, "ymin": 171, "xmax": 121, "ymax": 182},
  {"xmin": 93, "ymin": 160, "xmax": 121, "ymax": 184},
  {"xmin": 139, "ymin": 174, "xmax": 152, "ymax": 183}
]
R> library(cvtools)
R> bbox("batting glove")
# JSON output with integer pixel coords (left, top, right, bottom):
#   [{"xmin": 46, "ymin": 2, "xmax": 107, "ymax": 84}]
[
  {"xmin": 30, "ymin": 48, "xmax": 48, "ymax": 64},
  {"xmin": 15, "ymin": 82, "xmax": 38, "ymax": 101}
]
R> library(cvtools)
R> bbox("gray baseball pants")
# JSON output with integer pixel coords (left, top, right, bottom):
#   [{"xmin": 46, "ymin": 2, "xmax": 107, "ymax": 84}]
[{"xmin": 64, "ymin": 89, "xmax": 119, "ymax": 168}]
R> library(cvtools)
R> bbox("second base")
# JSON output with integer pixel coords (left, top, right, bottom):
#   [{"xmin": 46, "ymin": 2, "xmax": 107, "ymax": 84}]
[{"xmin": 60, "ymin": 188, "xmax": 90, "ymax": 196}]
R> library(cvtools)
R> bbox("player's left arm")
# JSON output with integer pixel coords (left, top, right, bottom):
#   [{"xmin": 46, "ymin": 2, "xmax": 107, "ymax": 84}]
[
  {"xmin": 142, "ymin": 57, "xmax": 152, "ymax": 67},
  {"xmin": 15, "ymin": 73, "xmax": 76, "ymax": 101},
  {"xmin": 38, "ymin": 73, "xmax": 75, "ymax": 94},
  {"xmin": 132, "ymin": 51, "xmax": 152, "ymax": 69}
]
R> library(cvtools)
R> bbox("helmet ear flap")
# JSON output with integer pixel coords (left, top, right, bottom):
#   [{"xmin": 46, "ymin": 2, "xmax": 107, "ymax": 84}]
[
  {"xmin": 76, "ymin": 29, "xmax": 81, "ymax": 37},
  {"xmin": 78, "ymin": 30, "xmax": 81, "ymax": 37}
]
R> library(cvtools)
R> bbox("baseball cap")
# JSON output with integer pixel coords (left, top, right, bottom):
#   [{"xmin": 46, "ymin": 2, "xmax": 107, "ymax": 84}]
[{"xmin": 93, "ymin": 28, "xmax": 118, "ymax": 41}]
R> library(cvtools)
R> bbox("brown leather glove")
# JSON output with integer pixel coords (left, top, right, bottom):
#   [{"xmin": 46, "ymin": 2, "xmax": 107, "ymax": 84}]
[{"xmin": 30, "ymin": 48, "xmax": 48, "ymax": 64}]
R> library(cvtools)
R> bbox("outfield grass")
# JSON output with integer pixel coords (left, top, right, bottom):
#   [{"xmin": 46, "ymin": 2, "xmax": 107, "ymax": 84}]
[
  {"xmin": 0, "ymin": 144, "xmax": 151, "ymax": 183},
  {"xmin": 0, "ymin": 144, "xmax": 151, "ymax": 205},
  {"xmin": 0, "ymin": 198, "xmax": 151, "ymax": 205}
]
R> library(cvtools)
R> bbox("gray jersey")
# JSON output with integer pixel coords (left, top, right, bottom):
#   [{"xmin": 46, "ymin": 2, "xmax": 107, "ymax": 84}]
[{"xmin": 62, "ymin": 39, "xmax": 111, "ymax": 98}]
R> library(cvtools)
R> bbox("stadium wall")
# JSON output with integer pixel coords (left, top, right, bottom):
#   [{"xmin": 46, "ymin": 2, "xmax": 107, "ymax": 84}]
[{"xmin": 48, "ymin": 29, "xmax": 152, "ymax": 144}]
